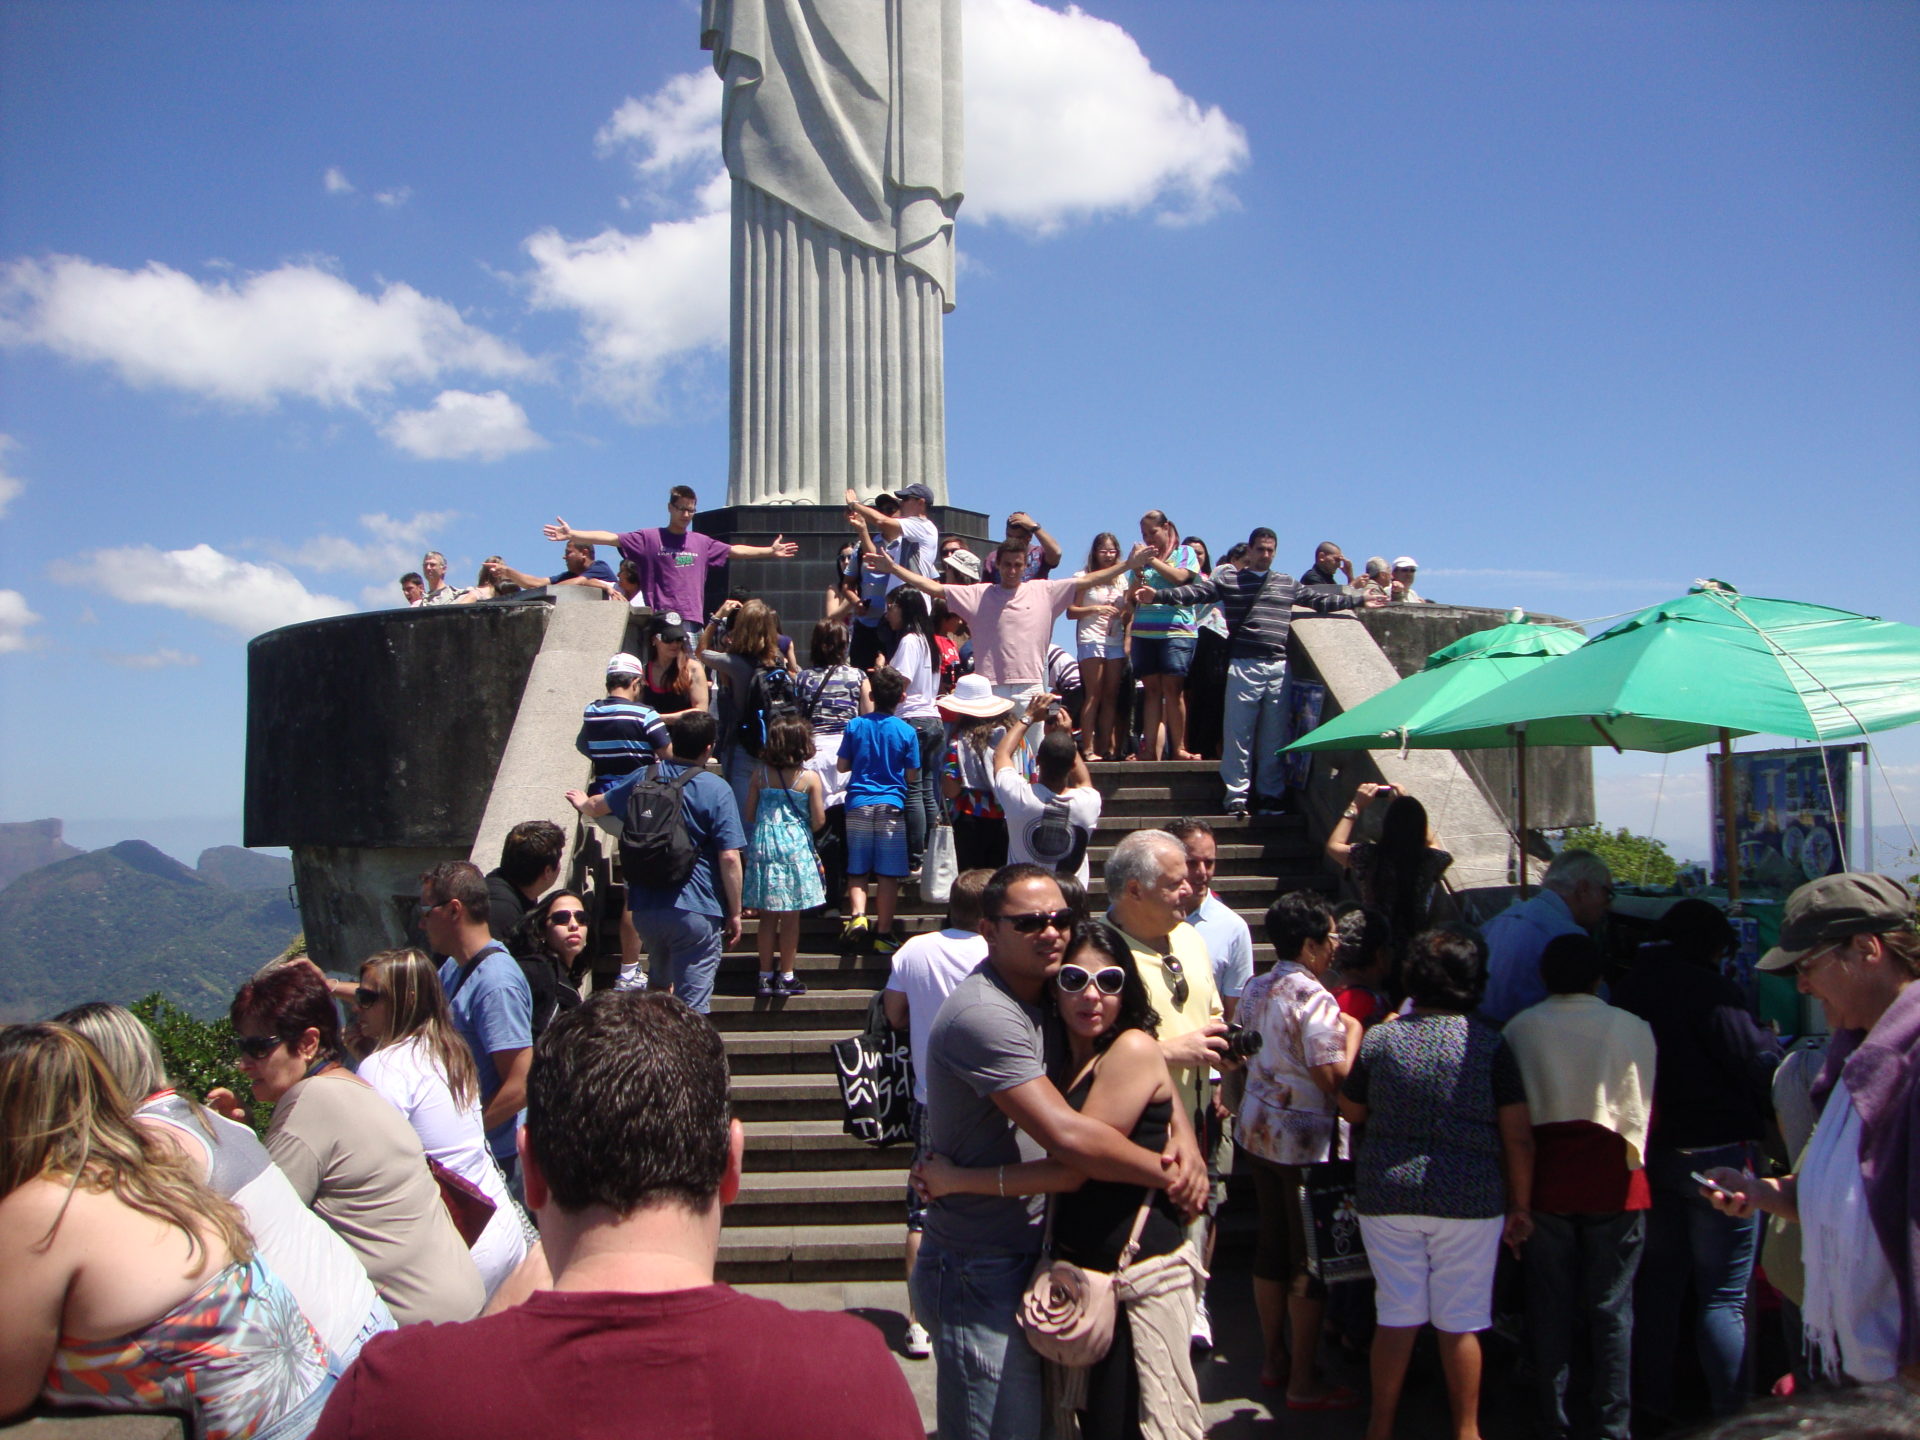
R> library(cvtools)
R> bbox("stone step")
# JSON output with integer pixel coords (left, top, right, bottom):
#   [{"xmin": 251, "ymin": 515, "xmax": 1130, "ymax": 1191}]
[
  {"xmin": 723, "ymin": 1028, "xmax": 857, "ymax": 1074},
  {"xmin": 732, "ymin": 1072, "xmax": 850, "ymax": 1122},
  {"xmin": 740, "ymin": 1119, "xmax": 913, "ymax": 1172},
  {"xmin": 731, "ymin": 1168, "xmax": 905, "ymax": 1227},
  {"xmin": 709, "ymin": 990, "xmax": 876, "ymax": 1030},
  {"xmin": 716, "ymin": 1221, "xmax": 904, "ymax": 1284}
]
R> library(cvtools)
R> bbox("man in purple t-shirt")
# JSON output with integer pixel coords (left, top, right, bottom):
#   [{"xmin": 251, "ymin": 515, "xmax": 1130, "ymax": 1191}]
[{"xmin": 544, "ymin": 485, "xmax": 798, "ymax": 623}]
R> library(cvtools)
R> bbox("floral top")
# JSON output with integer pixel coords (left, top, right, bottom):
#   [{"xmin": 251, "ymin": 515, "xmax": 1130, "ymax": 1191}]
[{"xmin": 1236, "ymin": 960, "xmax": 1348, "ymax": 1166}]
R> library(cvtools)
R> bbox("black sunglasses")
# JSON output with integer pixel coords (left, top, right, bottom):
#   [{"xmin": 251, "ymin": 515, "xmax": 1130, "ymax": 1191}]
[
  {"xmin": 548, "ymin": 909, "xmax": 588, "ymax": 926},
  {"xmin": 1162, "ymin": 954, "xmax": 1190, "ymax": 1009},
  {"xmin": 998, "ymin": 908, "xmax": 1076, "ymax": 935},
  {"xmin": 233, "ymin": 1033, "xmax": 287, "ymax": 1060},
  {"xmin": 354, "ymin": 987, "xmax": 385, "ymax": 1008},
  {"xmin": 1057, "ymin": 964, "xmax": 1126, "ymax": 996},
  {"xmin": 415, "ymin": 898, "xmax": 451, "ymax": 919}
]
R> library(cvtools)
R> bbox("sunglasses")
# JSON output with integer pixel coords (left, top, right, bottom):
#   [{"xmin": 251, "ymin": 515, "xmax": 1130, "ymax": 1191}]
[
  {"xmin": 548, "ymin": 909, "xmax": 588, "ymax": 926},
  {"xmin": 998, "ymin": 908, "xmax": 1076, "ymax": 935},
  {"xmin": 233, "ymin": 1033, "xmax": 286, "ymax": 1060},
  {"xmin": 1162, "ymin": 954, "xmax": 1190, "ymax": 1009},
  {"xmin": 415, "ymin": 898, "xmax": 451, "ymax": 919},
  {"xmin": 1056, "ymin": 964, "xmax": 1126, "ymax": 996},
  {"xmin": 354, "ymin": 986, "xmax": 385, "ymax": 1008}
]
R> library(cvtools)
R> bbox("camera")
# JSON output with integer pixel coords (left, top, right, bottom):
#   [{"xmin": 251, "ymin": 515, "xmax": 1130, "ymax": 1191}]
[{"xmin": 1224, "ymin": 1024, "xmax": 1263, "ymax": 1061}]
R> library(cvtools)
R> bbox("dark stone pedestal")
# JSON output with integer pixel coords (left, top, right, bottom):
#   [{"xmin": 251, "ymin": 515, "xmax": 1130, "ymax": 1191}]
[{"xmin": 693, "ymin": 503, "xmax": 992, "ymax": 636}]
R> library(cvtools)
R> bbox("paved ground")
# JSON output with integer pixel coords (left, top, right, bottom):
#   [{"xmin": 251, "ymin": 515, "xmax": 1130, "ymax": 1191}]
[{"xmin": 745, "ymin": 1249, "xmax": 1537, "ymax": 1439}]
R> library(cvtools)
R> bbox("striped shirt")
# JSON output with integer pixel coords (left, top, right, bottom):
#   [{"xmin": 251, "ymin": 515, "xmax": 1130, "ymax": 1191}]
[
  {"xmin": 576, "ymin": 695, "xmax": 671, "ymax": 791},
  {"xmin": 1130, "ymin": 544, "xmax": 1201, "ymax": 640},
  {"xmin": 1154, "ymin": 564, "xmax": 1361, "ymax": 659}
]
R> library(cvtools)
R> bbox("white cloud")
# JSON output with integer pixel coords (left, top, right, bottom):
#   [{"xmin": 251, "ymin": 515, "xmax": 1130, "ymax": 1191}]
[
  {"xmin": 0, "ymin": 589, "xmax": 40, "ymax": 653},
  {"xmin": 0, "ymin": 434, "xmax": 23, "ymax": 518},
  {"xmin": 381, "ymin": 389, "xmax": 547, "ymax": 461},
  {"xmin": 50, "ymin": 544, "xmax": 354, "ymax": 636},
  {"xmin": 597, "ymin": 72, "xmax": 723, "ymax": 182},
  {"xmin": 962, "ymin": 0, "xmax": 1248, "ymax": 233},
  {"xmin": 0, "ymin": 255, "xmax": 537, "ymax": 409},
  {"xmin": 324, "ymin": 166, "xmax": 355, "ymax": 195},
  {"xmin": 279, "ymin": 510, "xmax": 461, "ymax": 577},
  {"xmin": 523, "ymin": 215, "xmax": 730, "ymax": 417},
  {"xmin": 99, "ymin": 646, "xmax": 200, "ymax": 670},
  {"xmin": 374, "ymin": 186, "xmax": 412, "ymax": 209}
]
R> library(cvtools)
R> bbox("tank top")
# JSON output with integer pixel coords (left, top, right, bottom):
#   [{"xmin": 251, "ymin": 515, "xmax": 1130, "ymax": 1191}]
[
  {"xmin": 643, "ymin": 661, "xmax": 695, "ymax": 714},
  {"xmin": 1052, "ymin": 1069, "xmax": 1183, "ymax": 1270}
]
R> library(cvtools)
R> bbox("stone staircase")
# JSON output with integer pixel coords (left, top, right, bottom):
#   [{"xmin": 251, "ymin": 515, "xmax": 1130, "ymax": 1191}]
[{"xmin": 676, "ymin": 758, "xmax": 1330, "ymax": 1284}]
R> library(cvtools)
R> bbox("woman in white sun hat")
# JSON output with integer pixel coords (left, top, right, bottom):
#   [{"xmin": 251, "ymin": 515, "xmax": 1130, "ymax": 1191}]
[{"xmin": 936, "ymin": 673, "xmax": 1019, "ymax": 873}]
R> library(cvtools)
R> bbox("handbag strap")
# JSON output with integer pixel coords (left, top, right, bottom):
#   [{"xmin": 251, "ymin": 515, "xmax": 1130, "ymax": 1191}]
[{"xmin": 1116, "ymin": 1188, "xmax": 1157, "ymax": 1269}]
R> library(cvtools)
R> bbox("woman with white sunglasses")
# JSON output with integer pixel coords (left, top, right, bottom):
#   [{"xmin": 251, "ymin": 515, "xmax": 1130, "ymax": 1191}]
[{"xmin": 916, "ymin": 919, "xmax": 1205, "ymax": 1439}]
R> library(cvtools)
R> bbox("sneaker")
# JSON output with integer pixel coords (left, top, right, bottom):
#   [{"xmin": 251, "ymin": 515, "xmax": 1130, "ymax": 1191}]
[
  {"xmin": 872, "ymin": 930, "xmax": 902, "ymax": 956},
  {"xmin": 1224, "ymin": 798, "xmax": 1249, "ymax": 817},
  {"xmin": 772, "ymin": 973, "xmax": 808, "ymax": 997},
  {"xmin": 1190, "ymin": 1295, "xmax": 1214, "ymax": 1355},
  {"xmin": 840, "ymin": 915, "xmax": 871, "ymax": 952},
  {"xmin": 904, "ymin": 1321, "xmax": 932, "ymax": 1359},
  {"xmin": 757, "ymin": 972, "xmax": 774, "ymax": 997}
]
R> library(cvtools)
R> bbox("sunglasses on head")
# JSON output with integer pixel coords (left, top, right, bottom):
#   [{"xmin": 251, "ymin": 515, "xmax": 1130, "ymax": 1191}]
[
  {"xmin": 353, "ymin": 986, "xmax": 385, "ymax": 1008},
  {"xmin": 548, "ymin": 909, "xmax": 588, "ymax": 926},
  {"xmin": 233, "ymin": 1033, "xmax": 286, "ymax": 1060},
  {"xmin": 1056, "ymin": 964, "xmax": 1126, "ymax": 996},
  {"xmin": 998, "ymin": 908, "xmax": 1076, "ymax": 935},
  {"xmin": 1162, "ymin": 954, "xmax": 1190, "ymax": 1009}
]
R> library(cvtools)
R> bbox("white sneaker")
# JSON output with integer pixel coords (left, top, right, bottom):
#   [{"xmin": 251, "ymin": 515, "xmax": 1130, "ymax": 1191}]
[
  {"xmin": 904, "ymin": 1321, "xmax": 932, "ymax": 1358},
  {"xmin": 1190, "ymin": 1296, "xmax": 1213, "ymax": 1352},
  {"xmin": 614, "ymin": 964, "xmax": 648, "ymax": 993}
]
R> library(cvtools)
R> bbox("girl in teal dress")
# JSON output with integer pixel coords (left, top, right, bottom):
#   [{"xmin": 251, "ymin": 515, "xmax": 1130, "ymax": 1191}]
[{"xmin": 744, "ymin": 714, "xmax": 828, "ymax": 997}]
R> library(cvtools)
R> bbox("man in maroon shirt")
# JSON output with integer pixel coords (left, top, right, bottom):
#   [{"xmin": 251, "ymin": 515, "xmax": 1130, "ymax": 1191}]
[
  {"xmin": 1503, "ymin": 933, "xmax": 1657, "ymax": 1440},
  {"xmin": 312, "ymin": 992, "xmax": 922, "ymax": 1440}
]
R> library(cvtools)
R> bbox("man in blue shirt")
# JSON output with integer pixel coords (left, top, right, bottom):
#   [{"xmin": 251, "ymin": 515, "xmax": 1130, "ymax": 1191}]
[
  {"xmin": 1480, "ymin": 849, "xmax": 1614, "ymax": 1023},
  {"xmin": 490, "ymin": 540, "xmax": 618, "ymax": 595},
  {"xmin": 423, "ymin": 860, "xmax": 534, "ymax": 1179},
  {"xmin": 576, "ymin": 652, "xmax": 671, "ymax": 793},
  {"xmin": 566, "ymin": 710, "xmax": 745, "ymax": 1014}
]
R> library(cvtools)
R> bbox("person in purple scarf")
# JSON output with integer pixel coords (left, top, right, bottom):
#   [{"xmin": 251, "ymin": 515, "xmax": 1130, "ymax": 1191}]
[{"xmin": 1703, "ymin": 872, "xmax": 1919, "ymax": 1392}]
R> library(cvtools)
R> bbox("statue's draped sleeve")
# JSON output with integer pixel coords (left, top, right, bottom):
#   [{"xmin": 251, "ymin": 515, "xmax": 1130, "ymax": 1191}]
[{"xmin": 702, "ymin": 0, "xmax": 963, "ymax": 309}]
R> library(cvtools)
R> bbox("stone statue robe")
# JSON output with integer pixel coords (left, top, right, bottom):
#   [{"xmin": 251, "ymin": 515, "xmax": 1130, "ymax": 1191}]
[{"xmin": 703, "ymin": 0, "xmax": 963, "ymax": 506}]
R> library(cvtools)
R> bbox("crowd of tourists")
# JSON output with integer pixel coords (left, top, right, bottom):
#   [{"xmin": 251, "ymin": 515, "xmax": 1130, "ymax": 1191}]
[{"xmin": 4, "ymin": 483, "xmax": 1916, "ymax": 1439}]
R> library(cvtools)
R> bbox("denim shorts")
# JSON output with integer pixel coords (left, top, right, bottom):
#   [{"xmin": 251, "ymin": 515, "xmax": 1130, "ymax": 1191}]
[
  {"xmin": 1077, "ymin": 638, "xmax": 1126, "ymax": 662},
  {"xmin": 1131, "ymin": 634, "xmax": 1196, "ymax": 678}
]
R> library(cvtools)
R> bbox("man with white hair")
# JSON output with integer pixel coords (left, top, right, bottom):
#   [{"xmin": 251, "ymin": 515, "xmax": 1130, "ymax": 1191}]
[
  {"xmin": 1480, "ymin": 849, "xmax": 1615, "ymax": 1023},
  {"xmin": 420, "ymin": 551, "xmax": 466, "ymax": 606}
]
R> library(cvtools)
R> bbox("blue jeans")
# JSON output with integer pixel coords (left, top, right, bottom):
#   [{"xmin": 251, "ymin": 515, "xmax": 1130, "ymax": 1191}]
[
  {"xmin": 1527, "ymin": 1210, "xmax": 1644, "ymax": 1440},
  {"xmin": 634, "ymin": 907, "xmax": 724, "ymax": 1014},
  {"xmin": 1222, "ymin": 655, "xmax": 1289, "ymax": 803},
  {"xmin": 903, "ymin": 714, "xmax": 947, "ymax": 866},
  {"xmin": 909, "ymin": 1242, "xmax": 1046, "ymax": 1440},
  {"xmin": 1634, "ymin": 1143, "xmax": 1761, "ymax": 1420}
]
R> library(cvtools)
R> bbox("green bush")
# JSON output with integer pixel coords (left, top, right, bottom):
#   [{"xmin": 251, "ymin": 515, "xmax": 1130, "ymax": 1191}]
[
  {"xmin": 1558, "ymin": 825, "xmax": 1680, "ymax": 888},
  {"xmin": 131, "ymin": 992, "xmax": 270, "ymax": 1131}
]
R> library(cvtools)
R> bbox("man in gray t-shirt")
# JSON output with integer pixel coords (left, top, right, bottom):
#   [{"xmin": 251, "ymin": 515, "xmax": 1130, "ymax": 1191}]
[{"xmin": 910, "ymin": 865, "xmax": 1211, "ymax": 1440}]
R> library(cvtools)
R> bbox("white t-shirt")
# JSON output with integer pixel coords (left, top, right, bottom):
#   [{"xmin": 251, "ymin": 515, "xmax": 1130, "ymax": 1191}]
[
  {"xmin": 898, "ymin": 515, "xmax": 940, "ymax": 578},
  {"xmin": 357, "ymin": 1036, "xmax": 528, "ymax": 1299},
  {"xmin": 884, "ymin": 927, "xmax": 990, "ymax": 1104},
  {"xmin": 993, "ymin": 767, "xmax": 1102, "ymax": 886},
  {"xmin": 890, "ymin": 631, "xmax": 941, "ymax": 720}
]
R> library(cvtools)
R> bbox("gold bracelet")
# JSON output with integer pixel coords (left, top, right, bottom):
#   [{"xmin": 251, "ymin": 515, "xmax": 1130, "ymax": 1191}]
[{"xmin": 998, "ymin": 1165, "xmax": 1005, "ymax": 1197}]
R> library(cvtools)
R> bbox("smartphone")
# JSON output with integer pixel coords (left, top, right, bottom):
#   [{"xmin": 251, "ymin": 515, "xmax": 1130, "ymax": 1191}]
[{"xmin": 1690, "ymin": 1169, "xmax": 1729, "ymax": 1195}]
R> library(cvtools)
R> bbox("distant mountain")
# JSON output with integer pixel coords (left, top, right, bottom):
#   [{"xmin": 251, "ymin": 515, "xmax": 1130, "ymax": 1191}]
[
  {"xmin": 196, "ymin": 845, "xmax": 294, "ymax": 892},
  {"xmin": 0, "ymin": 818, "xmax": 85, "ymax": 893},
  {"xmin": 0, "ymin": 840, "xmax": 300, "ymax": 1022}
]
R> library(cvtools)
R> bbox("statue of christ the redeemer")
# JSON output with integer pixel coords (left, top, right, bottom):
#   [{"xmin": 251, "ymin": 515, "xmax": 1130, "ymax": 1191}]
[{"xmin": 702, "ymin": 0, "xmax": 963, "ymax": 507}]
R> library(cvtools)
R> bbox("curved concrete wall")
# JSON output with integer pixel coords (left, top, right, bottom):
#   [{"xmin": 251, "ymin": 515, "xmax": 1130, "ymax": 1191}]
[{"xmin": 245, "ymin": 601, "xmax": 551, "ymax": 850}]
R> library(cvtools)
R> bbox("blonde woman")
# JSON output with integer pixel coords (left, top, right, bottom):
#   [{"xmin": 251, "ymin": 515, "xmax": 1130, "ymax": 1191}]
[
  {"xmin": 354, "ymin": 949, "xmax": 530, "ymax": 1299},
  {"xmin": 0, "ymin": 1023, "xmax": 330, "ymax": 1439},
  {"xmin": 56, "ymin": 1001, "xmax": 392, "ymax": 1374}
]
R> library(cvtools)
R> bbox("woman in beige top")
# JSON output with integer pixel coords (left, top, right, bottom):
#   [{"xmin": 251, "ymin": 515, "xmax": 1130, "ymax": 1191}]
[{"xmin": 220, "ymin": 963, "xmax": 484, "ymax": 1326}]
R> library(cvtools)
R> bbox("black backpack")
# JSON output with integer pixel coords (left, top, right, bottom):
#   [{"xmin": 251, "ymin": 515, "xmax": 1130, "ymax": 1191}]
[
  {"xmin": 739, "ymin": 664, "xmax": 801, "ymax": 756},
  {"xmin": 620, "ymin": 762, "xmax": 702, "ymax": 892}
]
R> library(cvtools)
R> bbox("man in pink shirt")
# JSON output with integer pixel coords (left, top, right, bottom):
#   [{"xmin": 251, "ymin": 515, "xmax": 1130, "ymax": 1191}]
[{"xmin": 875, "ymin": 537, "xmax": 1144, "ymax": 708}]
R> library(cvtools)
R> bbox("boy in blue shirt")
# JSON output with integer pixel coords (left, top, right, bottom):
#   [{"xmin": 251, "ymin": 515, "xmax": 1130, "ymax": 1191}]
[{"xmin": 837, "ymin": 665, "xmax": 920, "ymax": 954}]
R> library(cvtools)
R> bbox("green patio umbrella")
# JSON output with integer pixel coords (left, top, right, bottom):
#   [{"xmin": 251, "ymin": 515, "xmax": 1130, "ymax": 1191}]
[
  {"xmin": 1410, "ymin": 581, "xmax": 1920, "ymax": 897},
  {"xmin": 1283, "ymin": 619, "xmax": 1587, "ymax": 754},
  {"xmin": 1282, "ymin": 619, "xmax": 1587, "ymax": 893}
]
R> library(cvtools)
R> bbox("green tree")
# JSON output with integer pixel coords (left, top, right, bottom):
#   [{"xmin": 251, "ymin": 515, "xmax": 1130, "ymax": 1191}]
[
  {"xmin": 1558, "ymin": 825, "xmax": 1680, "ymax": 888},
  {"xmin": 131, "ymin": 992, "xmax": 270, "ymax": 1130}
]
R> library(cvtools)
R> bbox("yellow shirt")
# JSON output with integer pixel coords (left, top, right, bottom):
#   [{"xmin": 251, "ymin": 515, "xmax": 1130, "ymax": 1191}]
[{"xmin": 1115, "ymin": 919, "xmax": 1222, "ymax": 1125}]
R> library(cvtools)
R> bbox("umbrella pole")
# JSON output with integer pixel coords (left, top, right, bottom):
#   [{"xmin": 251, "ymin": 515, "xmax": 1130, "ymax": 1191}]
[
  {"xmin": 1517, "ymin": 730, "xmax": 1531, "ymax": 897},
  {"xmin": 1719, "ymin": 730, "xmax": 1741, "ymax": 905}
]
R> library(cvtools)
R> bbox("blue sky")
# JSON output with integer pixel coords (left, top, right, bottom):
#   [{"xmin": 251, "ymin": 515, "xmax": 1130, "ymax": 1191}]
[{"xmin": 2, "ymin": 0, "xmax": 1916, "ymax": 867}]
